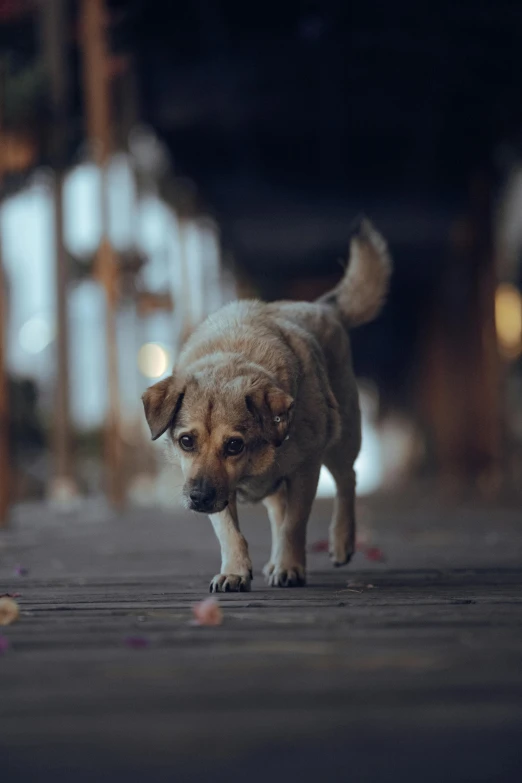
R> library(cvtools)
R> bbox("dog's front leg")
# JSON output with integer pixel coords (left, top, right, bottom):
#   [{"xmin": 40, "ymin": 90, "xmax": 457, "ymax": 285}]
[
  {"xmin": 209, "ymin": 497, "xmax": 253, "ymax": 593},
  {"xmin": 266, "ymin": 461, "xmax": 321, "ymax": 587}
]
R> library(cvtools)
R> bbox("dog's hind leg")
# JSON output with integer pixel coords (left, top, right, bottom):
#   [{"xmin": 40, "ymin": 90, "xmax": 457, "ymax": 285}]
[
  {"xmin": 263, "ymin": 461, "xmax": 321, "ymax": 587},
  {"xmin": 262, "ymin": 482, "xmax": 287, "ymax": 580},
  {"xmin": 324, "ymin": 447, "xmax": 357, "ymax": 566}
]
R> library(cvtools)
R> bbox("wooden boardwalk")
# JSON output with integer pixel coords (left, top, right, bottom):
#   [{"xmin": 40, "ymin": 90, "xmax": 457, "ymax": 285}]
[{"xmin": 1, "ymin": 494, "xmax": 522, "ymax": 782}]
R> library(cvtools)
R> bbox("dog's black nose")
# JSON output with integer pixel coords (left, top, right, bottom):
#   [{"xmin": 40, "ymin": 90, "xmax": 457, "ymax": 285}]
[{"xmin": 189, "ymin": 482, "xmax": 217, "ymax": 511}]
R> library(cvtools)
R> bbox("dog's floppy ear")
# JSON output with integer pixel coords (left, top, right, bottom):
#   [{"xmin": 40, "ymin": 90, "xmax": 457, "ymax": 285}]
[
  {"xmin": 142, "ymin": 375, "xmax": 184, "ymax": 441},
  {"xmin": 246, "ymin": 384, "xmax": 295, "ymax": 447}
]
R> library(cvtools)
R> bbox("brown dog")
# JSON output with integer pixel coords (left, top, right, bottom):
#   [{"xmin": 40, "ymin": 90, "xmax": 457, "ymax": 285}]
[{"xmin": 142, "ymin": 219, "xmax": 391, "ymax": 591}]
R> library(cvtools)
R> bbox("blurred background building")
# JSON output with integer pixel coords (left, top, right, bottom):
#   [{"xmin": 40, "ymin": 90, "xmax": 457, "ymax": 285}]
[{"xmin": 1, "ymin": 0, "xmax": 522, "ymax": 521}]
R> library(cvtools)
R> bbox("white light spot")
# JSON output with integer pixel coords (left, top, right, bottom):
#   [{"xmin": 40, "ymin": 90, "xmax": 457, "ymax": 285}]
[
  {"xmin": 19, "ymin": 316, "xmax": 55, "ymax": 354},
  {"xmin": 316, "ymin": 466, "xmax": 337, "ymax": 498},
  {"xmin": 137, "ymin": 343, "xmax": 169, "ymax": 379},
  {"xmin": 354, "ymin": 423, "xmax": 383, "ymax": 495},
  {"xmin": 316, "ymin": 382, "xmax": 384, "ymax": 499}
]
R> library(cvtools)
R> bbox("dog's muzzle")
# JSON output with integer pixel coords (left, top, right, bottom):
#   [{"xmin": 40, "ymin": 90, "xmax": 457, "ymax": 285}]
[{"xmin": 187, "ymin": 480, "xmax": 228, "ymax": 514}]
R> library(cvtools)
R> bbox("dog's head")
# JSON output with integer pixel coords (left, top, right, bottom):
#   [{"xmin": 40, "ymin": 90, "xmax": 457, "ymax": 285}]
[{"xmin": 142, "ymin": 368, "xmax": 294, "ymax": 514}]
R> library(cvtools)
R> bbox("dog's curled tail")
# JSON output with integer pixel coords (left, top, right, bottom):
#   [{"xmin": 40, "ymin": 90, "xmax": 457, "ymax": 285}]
[{"xmin": 320, "ymin": 217, "xmax": 392, "ymax": 328}]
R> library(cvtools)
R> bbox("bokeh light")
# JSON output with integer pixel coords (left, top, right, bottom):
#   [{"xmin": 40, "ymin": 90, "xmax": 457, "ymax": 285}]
[
  {"xmin": 495, "ymin": 283, "xmax": 522, "ymax": 360},
  {"xmin": 19, "ymin": 316, "xmax": 55, "ymax": 354},
  {"xmin": 137, "ymin": 343, "xmax": 169, "ymax": 379}
]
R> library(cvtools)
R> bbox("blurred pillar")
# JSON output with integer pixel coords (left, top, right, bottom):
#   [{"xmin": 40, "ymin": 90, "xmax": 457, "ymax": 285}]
[
  {"xmin": 40, "ymin": 0, "xmax": 78, "ymax": 502},
  {"xmin": 0, "ymin": 62, "xmax": 9, "ymax": 527},
  {"xmin": 0, "ymin": 239, "xmax": 8, "ymax": 527},
  {"xmin": 79, "ymin": 0, "xmax": 124, "ymax": 508},
  {"xmin": 467, "ymin": 174, "xmax": 501, "ymax": 485},
  {"xmin": 178, "ymin": 219, "xmax": 194, "ymax": 342},
  {"xmin": 420, "ymin": 172, "xmax": 501, "ymax": 491}
]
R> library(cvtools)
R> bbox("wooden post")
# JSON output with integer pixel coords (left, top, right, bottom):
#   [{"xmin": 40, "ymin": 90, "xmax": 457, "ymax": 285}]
[
  {"xmin": 0, "ymin": 60, "xmax": 9, "ymax": 527},
  {"xmin": 0, "ymin": 236, "xmax": 8, "ymax": 527},
  {"xmin": 465, "ymin": 173, "xmax": 501, "ymax": 488},
  {"xmin": 40, "ymin": 0, "xmax": 78, "ymax": 502},
  {"xmin": 79, "ymin": 0, "xmax": 124, "ymax": 507},
  {"xmin": 419, "ymin": 172, "xmax": 501, "ymax": 491}
]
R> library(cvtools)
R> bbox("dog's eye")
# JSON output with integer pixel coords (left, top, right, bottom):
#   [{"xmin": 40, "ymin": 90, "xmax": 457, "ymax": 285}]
[
  {"xmin": 179, "ymin": 435, "xmax": 195, "ymax": 451},
  {"xmin": 225, "ymin": 438, "xmax": 244, "ymax": 456}
]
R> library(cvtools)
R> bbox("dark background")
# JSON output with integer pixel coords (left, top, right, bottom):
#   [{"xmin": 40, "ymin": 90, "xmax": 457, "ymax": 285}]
[
  {"xmin": 111, "ymin": 0, "xmax": 522, "ymax": 415},
  {"xmin": 1, "ymin": 0, "xmax": 522, "ymax": 500}
]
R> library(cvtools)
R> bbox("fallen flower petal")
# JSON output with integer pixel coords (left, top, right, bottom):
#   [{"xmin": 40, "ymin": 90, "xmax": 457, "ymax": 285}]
[
  {"xmin": 124, "ymin": 636, "xmax": 150, "ymax": 649},
  {"xmin": 364, "ymin": 546, "xmax": 386, "ymax": 562},
  {"xmin": 0, "ymin": 635, "xmax": 9, "ymax": 654},
  {"xmin": 15, "ymin": 566, "xmax": 28, "ymax": 577},
  {"xmin": 309, "ymin": 539, "xmax": 329, "ymax": 553},
  {"xmin": 191, "ymin": 597, "xmax": 223, "ymax": 626},
  {"xmin": 0, "ymin": 593, "xmax": 21, "ymax": 599},
  {"xmin": 346, "ymin": 581, "xmax": 377, "ymax": 591},
  {"xmin": 0, "ymin": 598, "xmax": 20, "ymax": 626}
]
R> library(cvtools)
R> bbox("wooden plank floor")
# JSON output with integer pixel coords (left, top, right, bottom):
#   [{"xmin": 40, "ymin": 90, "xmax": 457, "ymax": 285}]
[{"xmin": 1, "ymin": 495, "xmax": 522, "ymax": 782}]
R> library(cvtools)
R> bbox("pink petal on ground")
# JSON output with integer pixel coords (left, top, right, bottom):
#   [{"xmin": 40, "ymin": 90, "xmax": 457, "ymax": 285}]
[
  {"xmin": 346, "ymin": 582, "xmax": 377, "ymax": 590},
  {"xmin": 0, "ymin": 598, "xmax": 20, "ymax": 626},
  {"xmin": 124, "ymin": 636, "xmax": 150, "ymax": 649},
  {"xmin": 363, "ymin": 546, "xmax": 386, "ymax": 562},
  {"xmin": 191, "ymin": 597, "xmax": 223, "ymax": 626},
  {"xmin": 0, "ymin": 635, "xmax": 9, "ymax": 654},
  {"xmin": 309, "ymin": 539, "xmax": 329, "ymax": 553}
]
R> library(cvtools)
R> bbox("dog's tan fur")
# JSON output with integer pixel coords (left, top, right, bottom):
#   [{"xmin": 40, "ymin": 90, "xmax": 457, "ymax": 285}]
[{"xmin": 142, "ymin": 219, "xmax": 391, "ymax": 591}]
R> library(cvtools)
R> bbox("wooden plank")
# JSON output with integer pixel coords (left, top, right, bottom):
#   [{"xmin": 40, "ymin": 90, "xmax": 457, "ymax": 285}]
[{"xmin": 1, "ymin": 499, "xmax": 521, "ymax": 781}]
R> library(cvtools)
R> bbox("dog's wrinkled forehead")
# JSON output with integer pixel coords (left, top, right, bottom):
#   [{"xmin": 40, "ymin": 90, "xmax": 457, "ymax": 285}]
[{"xmin": 175, "ymin": 374, "xmax": 250, "ymax": 432}]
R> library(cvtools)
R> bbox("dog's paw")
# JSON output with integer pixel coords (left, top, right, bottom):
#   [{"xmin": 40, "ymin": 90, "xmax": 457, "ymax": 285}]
[
  {"xmin": 329, "ymin": 535, "xmax": 354, "ymax": 567},
  {"xmin": 330, "ymin": 547, "xmax": 354, "ymax": 567},
  {"xmin": 266, "ymin": 563, "xmax": 306, "ymax": 587},
  {"xmin": 262, "ymin": 561, "xmax": 274, "ymax": 579},
  {"xmin": 209, "ymin": 573, "xmax": 251, "ymax": 593}
]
